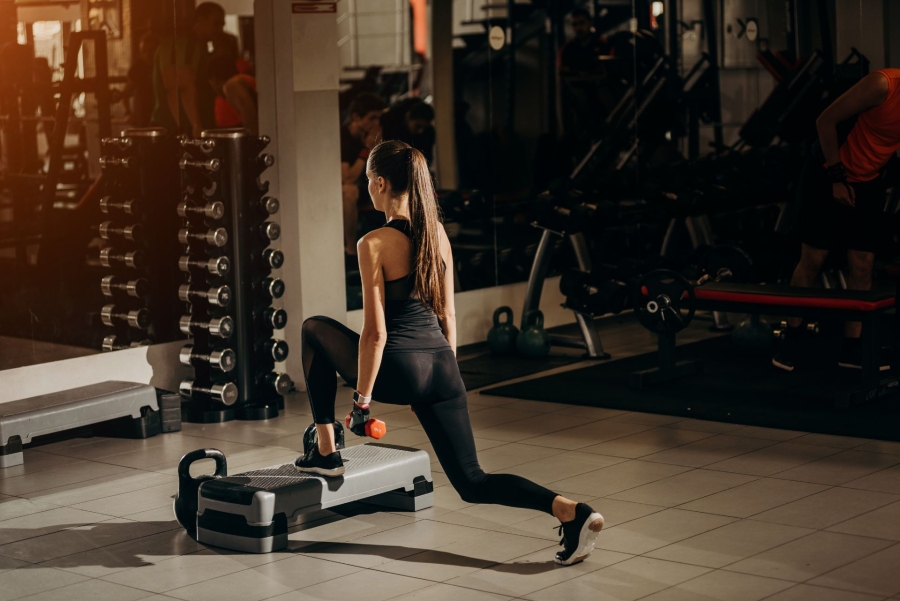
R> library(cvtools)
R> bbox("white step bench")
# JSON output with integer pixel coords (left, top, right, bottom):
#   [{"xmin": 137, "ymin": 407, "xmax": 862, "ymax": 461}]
[
  {"xmin": 0, "ymin": 381, "xmax": 159, "ymax": 468},
  {"xmin": 183, "ymin": 443, "xmax": 433, "ymax": 553}
]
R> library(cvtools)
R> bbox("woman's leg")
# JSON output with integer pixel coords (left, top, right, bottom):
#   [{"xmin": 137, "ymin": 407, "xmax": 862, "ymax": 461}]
[{"xmin": 301, "ymin": 316, "xmax": 360, "ymax": 453}]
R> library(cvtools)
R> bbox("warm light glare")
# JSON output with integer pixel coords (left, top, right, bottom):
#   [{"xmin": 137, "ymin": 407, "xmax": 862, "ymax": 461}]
[
  {"xmin": 652, "ymin": 2, "xmax": 664, "ymax": 17},
  {"xmin": 32, "ymin": 21, "xmax": 62, "ymax": 40}
]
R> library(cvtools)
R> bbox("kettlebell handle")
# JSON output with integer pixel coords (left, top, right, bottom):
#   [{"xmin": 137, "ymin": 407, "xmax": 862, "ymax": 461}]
[
  {"xmin": 524, "ymin": 310, "xmax": 544, "ymax": 328},
  {"xmin": 493, "ymin": 306, "xmax": 513, "ymax": 326},
  {"xmin": 178, "ymin": 448, "xmax": 227, "ymax": 481}
]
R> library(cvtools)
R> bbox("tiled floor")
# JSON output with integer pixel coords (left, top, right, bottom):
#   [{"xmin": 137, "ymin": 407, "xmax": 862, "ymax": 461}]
[{"xmin": 3, "ymin": 339, "xmax": 900, "ymax": 600}]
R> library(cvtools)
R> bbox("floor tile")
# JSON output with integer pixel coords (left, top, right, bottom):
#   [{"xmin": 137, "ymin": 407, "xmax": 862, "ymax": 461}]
[
  {"xmin": 246, "ymin": 553, "xmax": 361, "ymax": 589},
  {"xmin": 608, "ymin": 413, "xmax": 686, "ymax": 427},
  {"xmin": 858, "ymin": 441, "xmax": 900, "ymax": 455},
  {"xmin": 100, "ymin": 549, "xmax": 251, "ymax": 593},
  {"xmin": 679, "ymin": 478, "xmax": 830, "ymax": 518},
  {"xmin": 523, "ymin": 420, "xmax": 656, "ymax": 451},
  {"xmin": 0, "ymin": 462, "xmax": 133, "ymax": 497},
  {"xmin": 0, "ymin": 556, "xmax": 28, "ymax": 573},
  {"xmin": 645, "ymin": 519, "xmax": 813, "ymax": 568},
  {"xmin": 268, "ymin": 568, "xmax": 430, "ymax": 601},
  {"xmin": 725, "ymin": 531, "xmax": 894, "ymax": 582},
  {"xmin": 828, "ymin": 500, "xmax": 900, "ymax": 541},
  {"xmin": 579, "ymin": 428, "xmax": 715, "ymax": 459},
  {"xmin": 0, "ymin": 507, "xmax": 107, "ymax": 545},
  {"xmin": 727, "ymin": 426, "xmax": 807, "ymax": 442},
  {"xmin": 607, "ymin": 469, "xmax": 757, "ymax": 507},
  {"xmin": 465, "ymin": 408, "xmax": 543, "ymax": 431},
  {"xmin": 472, "ymin": 443, "xmax": 567, "ymax": 473},
  {"xmin": 809, "ymin": 542, "xmax": 900, "ymax": 597},
  {"xmin": 705, "ymin": 442, "xmax": 842, "ymax": 477},
  {"xmin": 97, "ymin": 438, "xmax": 261, "ymax": 471},
  {"xmin": 751, "ymin": 487, "xmax": 899, "ymax": 530},
  {"xmin": 596, "ymin": 508, "xmax": 735, "ymax": 555},
  {"xmin": 166, "ymin": 568, "xmax": 296, "ymax": 601},
  {"xmin": 0, "ymin": 566, "xmax": 88, "ymax": 601},
  {"xmin": 13, "ymin": 578, "xmax": 155, "ymax": 601},
  {"xmin": 431, "ymin": 503, "xmax": 543, "ymax": 530},
  {"xmin": 24, "ymin": 472, "xmax": 174, "ymax": 507},
  {"xmin": 0, "ymin": 497, "xmax": 59, "ymax": 523},
  {"xmin": 37, "ymin": 435, "xmax": 172, "ymax": 462},
  {"xmin": 41, "ymin": 528, "xmax": 204, "ymax": 578},
  {"xmin": 385, "ymin": 583, "xmax": 513, "ymax": 601},
  {"xmin": 500, "ymin": 452, "xmax": 627, "ymax": 486},
  {"xmin": 762, "ymin": 584, "xmax": 885, "ymax": 601},
  {"xmin": 288, "ymin": 510, "xmax": 415, "ymax": 547},
  {"xmin": 843, "ymin": 464, "xmax": 900, "ymax": 495},
  {"xmin": 550, "ymin": 460, "xmax": 692, "ymax": 498},
  {"xmin": 523, "ymin": 556, "xmax": 711, "ymax": 601},
  {"xmin": 0, "ymin": 451, "xmax": 85, "ymax": 481},
  {"xmin": 445, "ymin": 548, "xmax": 630, "ymax": 597},
  {"xmin": 637, "ymin": 569, "xmax": 794, "ymax": 601},
  {"xmin": 375, "ymin": 548, "xmax": 496, "ymax": 582},
  {"xmin": 431, "ymin": 530, "xmax": 555, "ymax": 564},
  {"xmin": 662, "ymin": 420, "xmax": 747, "ymax": 434},
  {"xmin": 474, "ymin": 412, "xmax": 595, "ymax": 443},
  {"xmin": 641, "ymin": 435, "xmax": 778, "ymax": 468},
  {"xmin": 774, "ymin": 450, "xmax": 900, "ymax": 486},
  {"xmin": 791, "ymin": 434, "xmax": 872, "ymax": 450}
]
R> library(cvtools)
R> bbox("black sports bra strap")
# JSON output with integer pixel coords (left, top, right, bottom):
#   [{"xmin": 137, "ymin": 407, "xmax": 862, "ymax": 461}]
[{"xmin": 382, "ymin": 219, "xmax": 412, "ymax": 239}]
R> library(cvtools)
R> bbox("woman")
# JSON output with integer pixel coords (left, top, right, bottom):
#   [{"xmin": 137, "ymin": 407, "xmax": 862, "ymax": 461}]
[{"xmin": 295, "ymin": 140, "xmax": 604, "ymax": 566}]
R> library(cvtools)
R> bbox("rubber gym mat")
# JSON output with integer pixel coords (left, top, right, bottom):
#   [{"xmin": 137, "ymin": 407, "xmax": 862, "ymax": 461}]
[
  {"xmin": 458, "ymin": 352, "xmax": 584, "ymax": 390},
  {"xmin": 481, "ymin": 336, "xmax": 900, "ymax": 442}
]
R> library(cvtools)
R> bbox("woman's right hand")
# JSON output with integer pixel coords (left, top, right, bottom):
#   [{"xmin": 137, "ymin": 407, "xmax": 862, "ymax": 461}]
[{"xmin": 833, "ymin": 182, "xmax": 856, "ymax": 208}]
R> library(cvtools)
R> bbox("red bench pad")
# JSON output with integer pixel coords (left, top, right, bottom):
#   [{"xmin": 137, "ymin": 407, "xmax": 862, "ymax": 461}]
[{"xmin": 695, "ymin": 283, "xmax": 895, "ymax": 312}]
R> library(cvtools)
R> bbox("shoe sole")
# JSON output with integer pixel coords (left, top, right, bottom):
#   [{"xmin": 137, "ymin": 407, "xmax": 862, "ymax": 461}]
[
  {"xmin": 293, "ymin": 465, "xmax": 345, "ymax": 477},
  {"xmin": 838, "ymin": 362, "xmax": 890, "ymax": 371},
  {"xmin": 555, "ymin": 513, "xmax": 604, "ymax": 566},
  {"xmin": 772, "ymin": 358, "xmax": 795, "ymax": 372}
]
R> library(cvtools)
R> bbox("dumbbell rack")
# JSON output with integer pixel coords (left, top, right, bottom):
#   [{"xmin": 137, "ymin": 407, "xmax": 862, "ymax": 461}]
[
  {"xmin": 97, "ymin": 128, "xmax": 181, "ymax": 350},
  {"xmin": 178, "ymin": 128, "xmax": 291, "ymax": 423}
]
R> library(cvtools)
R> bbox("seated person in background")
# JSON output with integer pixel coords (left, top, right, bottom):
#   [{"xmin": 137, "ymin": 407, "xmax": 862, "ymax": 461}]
[
  {"xmin": 557, "ymin": 8, "xmax": 611, "ymax": 76},
  {"xmin": 381, "ymin": 98, "xmax": 436, "ymax": 164},
  {"xmin": 340, "ymin": 92, "xmax": 386, "ymax": 262},
  {"xmin": 208, "ymin": 55, "xmax": 258, "ymax": 134},
  {"xmin": 773, "ymin": 68, "xmax": 900, "ymax": 372}
]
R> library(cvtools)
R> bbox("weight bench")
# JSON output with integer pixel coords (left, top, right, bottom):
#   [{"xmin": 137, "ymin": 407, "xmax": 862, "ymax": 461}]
[
  {"xmin": 634, "ymin": 275, "xmax": 898, "ymax": 407},
  {"xmin": 0, "ymin": 381, "xmax": 159, "ymax": 468},
  {"xmin": 181, "ymin": 443, "xmax": 433, "ymax": 553}
]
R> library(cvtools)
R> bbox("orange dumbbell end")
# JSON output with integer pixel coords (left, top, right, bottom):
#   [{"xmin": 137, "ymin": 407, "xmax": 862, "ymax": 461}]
[{"xmin": 365, "ymin": 419, "xmax": 387, "ymax": 439}]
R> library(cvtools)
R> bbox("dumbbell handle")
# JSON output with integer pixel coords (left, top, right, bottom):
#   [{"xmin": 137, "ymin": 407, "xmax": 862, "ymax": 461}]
[
  {"xmin": 100, "ymin": 197, "xmax": 140, "ymax": 215},
  {"xmin": 178, "ymin": 255, "xmax": 230, "ymax": 276},
  {"xmin": 100, "ymin": 248, "xmax": 146, "ymax": 269},
  {"xmin": 101, "ymin": 136, "xmax": 132, "ymax": 149},
  {"xmin": 101, "ymin": 276, "xmax": 149, "ymax": 299},
  {"xmin": 179, "ymin": 227, "xmax": 228, "ymax": 247},
  {"xmin": 100, "ymin": 156, "xmax": 134, "ymax": 168},
  {"xmin": 179, "ymin": 344, "xmax": 236, "ymax": 372},
  {"xmin": 178, "ymin": 201, "xmax": 225, "ymax": 220},
  {"xmin": 180, "ymin": 138, "xmax": 216, "ymax": 153},
  {"xmin": 179, "ymin": 379, "xmax": 238, "ymax": 405},
  {"xmin": 180, "ymin": 158, "xmax": 220, "ymax": 172},
  {"xmin": 178, "ymin": 284, "xmax": 231, "ymax": 307},
  {"xmin": 100, "ymin": 222, "xmax": 144, "ymax": 243},
  {"xmin": 101, "ymin": 305, "xmax": 151, "ymax": 329},
  {"xmin": 102, "ymin": 335, "xmax": 151, "ymax": 351},
  {"xmin": 179, "ymin": 315, "xmax": 234, "ymax": 338}
]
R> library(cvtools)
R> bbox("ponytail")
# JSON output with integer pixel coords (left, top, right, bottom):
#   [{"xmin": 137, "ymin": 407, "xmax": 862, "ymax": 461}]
[{"xmin": 368, "ymin": 140, "xmax": 446, "ymax": 316}]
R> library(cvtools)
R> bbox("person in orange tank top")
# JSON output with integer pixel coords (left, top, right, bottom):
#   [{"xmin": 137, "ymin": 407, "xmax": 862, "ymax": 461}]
[
  {"xmin": 207, "ymin": 55, "xmax": 259, "ymax": 135},
  {"xmin": 773, "ymin": 69, "xmax": 900, "ymax": 373}
]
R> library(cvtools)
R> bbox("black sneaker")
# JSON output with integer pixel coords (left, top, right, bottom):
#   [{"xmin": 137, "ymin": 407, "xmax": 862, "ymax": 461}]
[
  {"xmin": 554, "ymin": 503, "xmax": 604, "ymax": 566},
  {"xmin": 294, "ymin": 445, "xmax": 345, "ymax": 477},
  {"xmin": 772, "ymin": 326, "xmax": 802, "ymax": 372},
  {"xmin": 838, "ymin": 338, "xmax": 890, "ymax": 371}
]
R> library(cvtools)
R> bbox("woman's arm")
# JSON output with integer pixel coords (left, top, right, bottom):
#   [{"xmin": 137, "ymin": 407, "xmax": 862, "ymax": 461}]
[
  {"xmin": 355, "ymin": 235, "xmax": 388, "ymax": 397},
  {"xmin": 437, "ymin": 228, "xmax": 457, "ymax": 355}
]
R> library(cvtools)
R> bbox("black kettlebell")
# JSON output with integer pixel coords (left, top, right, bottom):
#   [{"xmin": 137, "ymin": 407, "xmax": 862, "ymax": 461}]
[
  {"xmin": 517, "ymin": 310, "xmax": 551, "ymax": 359},
  {"xmin": 487, "ymin": 306, "xmax": 519, "ymax": 356},
  {"xmin": 174, "ymin": 448, "xmax": 227, "ymax": 538},
  {"xmin": 302, "ymin": 421, "xmax": 345, "ymax": 456}
]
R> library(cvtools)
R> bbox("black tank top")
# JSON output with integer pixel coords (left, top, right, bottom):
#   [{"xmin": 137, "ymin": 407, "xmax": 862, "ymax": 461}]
[{"xmin": 381, "ymin": 220, "xmax": 451, "ymax": 353}]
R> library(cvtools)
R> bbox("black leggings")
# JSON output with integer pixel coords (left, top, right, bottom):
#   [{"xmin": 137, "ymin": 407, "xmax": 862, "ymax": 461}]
[{"xmin": 301, "ymin": 316, "xmax": 559, "ymax": 515}]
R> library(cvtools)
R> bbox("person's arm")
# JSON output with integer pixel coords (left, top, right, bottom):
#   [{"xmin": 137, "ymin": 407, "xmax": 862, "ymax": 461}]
[
  {"xmin": 816, "ymin": 72, "xmax": 889, "ymax": 206},
  {"xmin": 343, "ymin": 156, "xmax": 367, "ymax": 183},
  {"xmin": 223, "ymin": 77, "xmax": 258, "ymax": 135},
  {"xmin": 355, "ymin": 235, "xmax": 388, "ymax": 397},
  {"xmin": 437, "ymin": 227, "xmax": 457, "ymax": 355},
  {"xmin": 177, "ymin": 66, "xmax": 204, "ymax": 138}
]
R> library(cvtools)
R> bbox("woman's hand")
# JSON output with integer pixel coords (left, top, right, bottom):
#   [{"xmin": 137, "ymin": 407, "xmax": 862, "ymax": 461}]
[{"xmin": 833, "ymin": 182, "xmax": 856, "ymax": 208}]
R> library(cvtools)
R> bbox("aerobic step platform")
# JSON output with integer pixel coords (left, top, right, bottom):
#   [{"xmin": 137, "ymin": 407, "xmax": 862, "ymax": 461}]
[
  {"xmin": 0, "ymin": 381, "xmax": 158, "ymax": 468},
  {"xmin": 195, "ymin": 443, "xmax": 434, "ymax": 553}
]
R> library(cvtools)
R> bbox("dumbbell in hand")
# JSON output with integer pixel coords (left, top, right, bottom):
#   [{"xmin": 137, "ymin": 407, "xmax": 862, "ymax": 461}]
[
  {"xmin": 178, "ymin": 201, "xmax": 225, "ymax": 220},
  {"xmin": 179, "ymin": 255, "xmax": 230, "ymax": 276},
  {"xmin": 179, "ymin": 227, "xmax": 228, "ymax": 248},
  {"xmin": 101, "ymin": 275, "xmax": 149, "ymax": 299},
  {"xmin": 345, "ymin": 402, "xmax": 387, "ymax": 439},
  {"xmin": 100, "ymin": 248, "xmax": 146, "ymax": 269},
  {"xmin": 180, "ymin": 344, "xmax": 236, "ymax": 372},
  {"xmin": 179, "ymin": 379, "xmax": 238, "ymax": 405},
  {"xmin": 179, "ymin": 315, "xmax": 234, "ymax": 338},
  {"xmin": 178, "ymin": 284, "xmax": 231, "ymax": 307},
  {"xmin": 101, "ymin": 305, "xmax": 151, "ymax": 329}
]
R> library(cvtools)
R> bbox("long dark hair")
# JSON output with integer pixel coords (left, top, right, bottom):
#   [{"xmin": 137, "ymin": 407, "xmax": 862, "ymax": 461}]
[{"xmin": 368, "ymin": 140, "xmax": 446, "ymax": 316}]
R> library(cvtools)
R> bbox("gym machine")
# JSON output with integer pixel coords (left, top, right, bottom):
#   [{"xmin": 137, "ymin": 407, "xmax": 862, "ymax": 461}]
[
  {"xmin": 97, "ymin": 129, "xmax": 182, "ymax": 350},
  {"xmin": 178, "ymin": 129, "xmax": 291, "ymax": 423}
]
